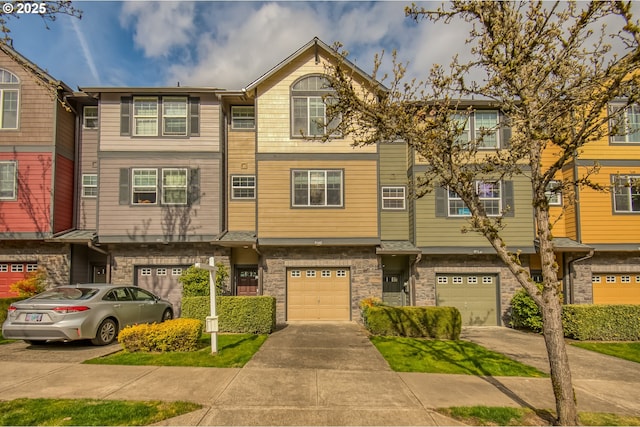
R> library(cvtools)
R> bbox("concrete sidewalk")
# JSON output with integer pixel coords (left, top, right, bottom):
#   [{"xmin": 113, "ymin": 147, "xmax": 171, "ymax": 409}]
[{"xmin": 0, "ymin": 324, "xmax": 638, "ymax": 425}]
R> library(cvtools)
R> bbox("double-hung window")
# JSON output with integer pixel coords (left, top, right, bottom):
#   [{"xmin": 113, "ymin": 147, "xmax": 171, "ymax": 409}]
[
  {"xmin": 451, "ymin": 110, "xmax": 502, "ymax": 148},
  {"xmin": 231, "ymin": 175, "xmax": 256, "ymax": 199},
  {"xmin": 452, "ymin": 112, "xmax": 471, "ymax": 146},
  {"xmin": 82, "ymin": 174, "xmax": 98, "ymax": 197},
  {"xmin": 291, "ymin": 75, "xmax": 339, "ymax": 137},
  {"xmin": 0, "ymin": 160, "xmax": 17, "ymax": 200},
  {"xmin": 83, "ymin": 106, "xmax": 98, "ymax": 129},
  {"xmin": 613, "ymin": 175, "xmax": 640, "ymax": 213},
  {"xmin": 132, "ymin": 169, "xmax": 158, "ymax": 204},
  {"xmin": 162, "ymin": 168, "xmax": 188, "ymax": 204},
  {"xmin": 231, "ymin": 106, "xmax": 255, "ymax": 130},
  {"xmin": 0, "ymin": 69, "xmax": 19, "ymax": 130},
  {"xmin": 448, "ymin": 181, "xmax": 502, "ymax": 216},
  {"xmin": 292, "ymin": 169, "xmax": 343, "ymax": 207},
  {"xmin": 133, "ymin": 97, "xmax": 158, "ymax": 136},
  {"xmin": 382, "ymin": 186, "xmax": 406, "ymax": 210},
  {"xmin": 609, "ymin": 102, "xmax": 640, "ymax": 143},
  {"xmin": 545, "ymin": 180, "xmax": 562, "ymax": 206},
  {"xmin": 162, "ymin": 97, "xmax": 187, "ymax": 136}
]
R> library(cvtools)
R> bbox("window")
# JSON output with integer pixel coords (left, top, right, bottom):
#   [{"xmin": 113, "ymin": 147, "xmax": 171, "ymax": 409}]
[
  {"xmin": 606, "ymin": 276, "xmax": 616, "ymax": 283},
  {"xmin": 336, "ymin": 270, "xmax": 347, "ymax": 277},
  {"xmin": 0, "ymin": 69, "xmax": 19, "ymax": 129},
  {"xmin": 290, "ymin": 270, "xmax": 301, "ymax": 278},
  {"xmin": 83, "ymin": 106, "xmax": 98, "ymax": 129},
  {"xmin": 437, "ymin": 276, "xmax": 448, "ymax": 284},
  {"xmin": 452, "ymin": 112, "xmax": 471, "ymax": 146},
  {"xmin": 321, "ymin": 270, "xmax": 331, "ymax": 278},
  {"xmin": 0, "ymin": 161, "xmax": 17, "ymax": 200},
  {"xmin": 306, "ymin": 270, "xmax": 316, "ymax": 278},
  {"xmin": 483, "ymin": 276, "xmax": 494, "ymax": 284},
  {"xmin": 545, "ymin": 180, "xmax": 562, "ymax": 206},
  {"xmin": 132, "ymin": 169, "xmax": 157, "ymax": 204},
  {"xmin": 609, "ymin": 103, "xmax": 640, "ymax": 143},
  {"xmin": 613, "ymin": 175, "xmax": 640, "ymax": 213},
  {"xmin": 157, "ymin": 268, "xmax": 167, "ymax": 276},
  {"xmin": 27, "ymin": 264, "xmax": 37, "ymax": 272},
  {"xmin": 163, "ymin": 97, "xmax": 187, "ymax": 136},
  {"xmin": 621, "ymin": 275, "xmax": 631, "ymax": 283},
  {"xmin": 0, "ymin": 264, "xmax": 7, "ymax": 272},
  {"xmin": 82, "ymin": 174, "xmax": 98, "ymax": 198},
  {"xmin": 474, "ymin": 111, "xmax": 499, "ymax": 148},
  {"xmin": 172, "ymin": 268, "xmax": 182, "ymax": 276},
  {"xmin": 592, "ymin": 276, "xmax": 601, "ymax": 283},
  {"xmin": 140, "ymin": 268, "xmax": 152, "ymax": 276},
  {"xmin": 291, "ymin": 75, "xmax": 339, "ymax": 137},
  {"xmin": 133, "ymin": 97, "xmax": 158, "ymax": 136},
  {"xmin": 636, "ymin": 276, "xmax": 640, "ymax": 283},
  {"xmin": 449, "ymin": 181, "xmax": 501, "ymax": 217},
  {"xmin": 11, "ymin": 264, "xmax": 23, "ymax": 273},
  {"xmin": 231, "ymin": 175, "xmax": 256, "ymax": 199},
  {"xmin": 231, "ymin": 106, "xmax": 255, "ymax": 129},
  {"xmin": 382, "ymin": 186, "xmax": 406, "ymax": 210},
  {"xmin": 162, "ymin": 168, "xmax": 187, "ymax": 205},
  {"xmin": 452, "ymin": 277, "xmax": 463, "ymax": 284},
  {"xmin": 468, "ymin": 276, "xmax": 478, "ymax": 284},
  {"xmin": 292, "ymin": 170, "xmax": 343, "ymax": 207}
]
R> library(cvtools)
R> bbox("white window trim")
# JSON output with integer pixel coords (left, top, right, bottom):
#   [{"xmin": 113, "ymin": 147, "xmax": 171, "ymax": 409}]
[
  {"xmin": 448, "ymin": 181, "xmax": 502, "ymax": 217},
  {"xmin": 0, "ymin": 88, "xmax": 19, "ymax": 130},
  {"xmin": 161, "ymin": 168, "xmax": 188, "ymax": 205},
  {"xmin": 133, "ymin": 97, "xmax": 158, "ymax": 137},
  {"xmin": 306, "ymin": 270, "xmax": 316, "ymax": 278},
  {"xmin": 613, "ymin": 175, "xmax": 640, "ymax": 213},
  {"xmin": 292, "ymin": 169, "xmax": 343, "ymax": 208},
  {"xmin": 231, "ymin": 106, "xmax": 255, "ymax": 130},
  {"xmin": 132, "ymin": 168, "xmax": 158, "ymax": 205},
  {"xmin": 290, "ymin": 270, "xmax": 301, "ymax": 278},
  {"xmin": 545, "ymin": 180, "xmax": 562, "ymax": 206},
  {"xmin": 27, "ymin": 264, "xmax": 38, "ymax": 272},
  {"xmin": 162, "ymin": 96, "xmax": 188, "ymax": 136},
  {"xmin": 172, "ymin": 268, "xmax": 182, "ymax": 276},
  {"xmin": 0, "ymin": 160, "xmax": 17, "ymax": 200},
  {"xmin": 592, "ymin": 276, "xmax": 601, "ymax": 283},
  {"xmin": 11, "ymin": 264, "xmax": 23, "ymax": 273},
  {"xmin": 140, "ymin": 268, "xmax": 152, "ymax": 276},
  {"xmin": 609, "ymin": 102, "xmax": 640, "ymax": 143},
  {"xmin": 336, "ymin": 270, "xmax": 347, "ymax": 277},
  {"xmin": 83, "ymin": 105, "xmax": 98, "ymax": 129},
  {"xmin": 473, "ymin": 110, "xmax": 501, "ymax": 149},
  {"xmin": 81, "ymin": 174, "xmax": 98, "ymax": 198},
  {"xmin": 606, "ymin": 276, "xmax": 616, "ymax": 283},
  {"xmin": 157, "ymin": 268, "xmax": 167, "ymax": 276},
  {"xmin": 321, "ymin": 270, "xmax": 331, "ymax": 278},
  {"xmin": 382, "ymin": 186, "xmax": 406, "ymax": 210},
  {"xmin": 231, "ymin": 175, "xmax": 256, "ymax": 200},
  {"xmin": 0, "ymin": 264, "xmax": 7, "ymax": 272}
]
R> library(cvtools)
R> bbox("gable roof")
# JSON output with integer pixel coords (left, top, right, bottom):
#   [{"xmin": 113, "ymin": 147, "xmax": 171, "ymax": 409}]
[{"xmin": 243, "ymin": 37, "xmax": 387, "ymax": 93}]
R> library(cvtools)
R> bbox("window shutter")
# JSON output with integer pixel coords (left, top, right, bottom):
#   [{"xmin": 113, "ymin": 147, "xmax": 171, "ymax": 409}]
[
  {"xmin": 119, "ymin": 168, "xmax": 130, "ymax": 205},
  {"xmin": 188, "ymin": 168, "xmax": 200, "ymax": 205},
  {"xmin": 435, "ymin": 186, "xmax": 447, "ymax": 217},
  {"xmin": 189, "ymin": 97, "xmax": 200, "ymax": 136},
  {"xmin": 502, "ymin": 180, "xmax": 515, "ymax": 217},
  {"xmin": 120, "ymin": 97, "xmax": 131, "ymax": 136},
  {"xmin": 500, "ymin": 113, "xmax": 511, "ymax": 149}
]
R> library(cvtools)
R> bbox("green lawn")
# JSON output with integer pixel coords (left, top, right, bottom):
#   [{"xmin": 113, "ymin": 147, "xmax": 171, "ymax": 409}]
[
  {"xmin": 371, "ymin": 336, "xmax": 547, "ymax": 377},
  {"xmin": 437, "ymin": 406, "xmax": 640, "ymax": 426},
  {"xmin": 85, "ymin": 333, "xmax": 267, "ymax": 367},
  {"xmin": 0, "ymin": 398, "xmax": 201, "ymax": 426},
  {"xmin": 571, "ymin": 342, "xmax": 640, "ymax": 364}
]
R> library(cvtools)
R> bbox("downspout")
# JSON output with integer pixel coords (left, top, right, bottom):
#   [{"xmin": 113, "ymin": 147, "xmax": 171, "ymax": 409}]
[
  {"xmin": 567, "ymin": 249, "xmax": 594, "ymax": 304},
  {"xmin": 410, "ymin": 252, "xmax": 422, "ymax": 306}
]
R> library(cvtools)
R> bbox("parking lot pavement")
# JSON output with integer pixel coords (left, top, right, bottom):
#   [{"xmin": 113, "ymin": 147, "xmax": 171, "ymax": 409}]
[{"xmin": 0, "ymin": 340, "xmax": 121, "ymax": 363}]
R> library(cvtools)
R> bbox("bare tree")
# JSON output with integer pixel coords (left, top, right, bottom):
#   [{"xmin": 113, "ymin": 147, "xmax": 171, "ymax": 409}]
[
  {"xmin": 0, "ymin": 1, "xmax": 82, "ymax": 46},
  {"xmin": 326, "ymin": 1, "xmax": 640, "ymax": 424}
]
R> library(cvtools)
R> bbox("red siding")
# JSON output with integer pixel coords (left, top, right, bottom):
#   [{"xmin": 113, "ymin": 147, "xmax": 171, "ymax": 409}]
[
  {"xmin": 0, "ymin": 152, "xmax": 52, "ymax": 234},
  {"xmin": 54, "ymin": 154, "xmax": 74, "ymax": 233}
]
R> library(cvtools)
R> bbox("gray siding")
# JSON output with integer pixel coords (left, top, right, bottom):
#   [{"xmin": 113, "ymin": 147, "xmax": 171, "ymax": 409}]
[{"xmin": 78, "ymin": 122, "xmax": 98, "ymax": 230}]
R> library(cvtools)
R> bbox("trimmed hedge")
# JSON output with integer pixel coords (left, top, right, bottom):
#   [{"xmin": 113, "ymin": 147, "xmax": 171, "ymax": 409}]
[
  {"xmin": 562, "ymin": 304, "xmax": 640, "ymax": 341},
  {"xmin": 363, "ymin": 306, "xmax": 461, "ymax": 339},
  {"xmin": 181, "ymin": 295, "xmax": 276, "ymax": 334},
  {"xmin": 118, "ymin": 318, "xmax": 203, "ymax": 352}
]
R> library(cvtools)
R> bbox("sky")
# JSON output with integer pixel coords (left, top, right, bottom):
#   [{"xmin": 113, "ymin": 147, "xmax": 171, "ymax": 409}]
[{"xmin": 4, "ymin": 1, "xmax": 639, "ymax": 91}]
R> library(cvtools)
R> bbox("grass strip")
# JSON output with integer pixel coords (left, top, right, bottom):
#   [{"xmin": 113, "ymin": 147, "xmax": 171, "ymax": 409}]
[{"xmin": 571, "ymin": 342, "xmax": 640, "ymax": 364}]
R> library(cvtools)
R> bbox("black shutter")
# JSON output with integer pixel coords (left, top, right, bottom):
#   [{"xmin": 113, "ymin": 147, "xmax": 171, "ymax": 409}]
[
  {"xmin": 189, "ymin": 97, "xmax": 200, "ymax": 136},
  {"xmin": 188, "ymin": 168, "xmax": 200, "ymax": 205},
  {"xmin": 119, "ymin": 168, "xmax": 130, "ymax": 205},
  {"xmin": 500, "ymin": 113, "xmax": 511, "ymax": 149},
  {"xmin": 120, "ymin": 97, "xmax": 131, "ymax": 136},
  {"xmin": 502, "ymin": 180, "xmax": 515, "ymax": 217},
  {"xmin": 435, "ymin": 186, "xmax": 447, "ymax": 217}
]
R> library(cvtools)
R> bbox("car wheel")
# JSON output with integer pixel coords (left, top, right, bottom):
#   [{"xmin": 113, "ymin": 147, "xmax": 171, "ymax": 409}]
[
  {"xmin": 91, "ymin": 318, "xmax": 118, "ymax": 346},
  {"xmin": 162, "ymin": 308, "xmax": 173, "ymax": 322}
]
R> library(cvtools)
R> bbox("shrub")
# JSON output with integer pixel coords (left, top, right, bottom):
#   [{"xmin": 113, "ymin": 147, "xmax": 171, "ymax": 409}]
[
  {"xmin": 9, "ymin": 268, "xmax": 47, "ymax": 298},
  {"xmin": 179, "ymin": 263, "xmax": 229, "ymax": 297},
  {"xmin": 562, "ymin": 304, "xmax": 640, "ymax": 341},
  {"xmin": 509, "ymin": 287, "xmax": 543, "ymax": 332},
  {"xmin": 364, "ymin": 305, "xmax": 461, "ymax": 339},
  {"xmin": 118, "ymin": 318, "xmax": 203, "ymax": 352},
  {"xmin": 181, "ymin": 295, "xmax": 276, "ymax": 334}
]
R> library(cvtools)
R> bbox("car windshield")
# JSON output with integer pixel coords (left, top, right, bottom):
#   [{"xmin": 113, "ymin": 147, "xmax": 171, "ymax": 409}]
[{"xmin": 31, "ymin": 287, "xmax": 99, "ymax": 300}]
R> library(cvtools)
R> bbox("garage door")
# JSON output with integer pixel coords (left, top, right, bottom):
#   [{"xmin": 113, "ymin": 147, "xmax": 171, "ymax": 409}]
[
  {"xmin": 436, "ymin": 274, "xmax": 499, "ymax": 326},
  {"xmin": 592, "ymin": 274, "xmax": 640, "ymax": 304},
  {"xmin": 0, "ymin": 262, "xmax": 37, "ymax": 298},
  {"xmin": 135, "ymin": 266, "xmax": 187, "ymax": 317},
  {"xmin": 287, "ymin": 267, "xmax": 350, "ymax": 321}
]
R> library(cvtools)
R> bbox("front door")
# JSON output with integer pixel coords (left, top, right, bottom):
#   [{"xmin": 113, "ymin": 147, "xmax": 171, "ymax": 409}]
[
  {"xmin": 236, "ymin": 266, "xmax": 258, "ymax": 296},
  {"xmin": 383, "ymin": 273, "xmax": 405, "ymax": 306},
  {"xmin": 93, "ymin": 265, "xmax": 107, "ymax": 283}
]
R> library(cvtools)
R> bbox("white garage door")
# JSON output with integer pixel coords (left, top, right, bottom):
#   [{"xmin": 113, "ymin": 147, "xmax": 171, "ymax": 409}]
[
  {"xmin": 287, "ymin": 267, "xmax": 350, "ymax": 321},
  {"xmin": 436, "ymin": 274, "xmax": 499, "ymax": 326}
]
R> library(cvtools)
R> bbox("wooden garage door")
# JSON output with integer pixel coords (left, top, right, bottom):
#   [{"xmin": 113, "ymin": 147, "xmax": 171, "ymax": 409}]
[
  {"xmin": 287, "ymin": 268, "xmax": 350, "ymax": 321},
  {"xmin": 436, "ymin": 274, "xmax": 499, "ymax": 326},
  {"xmin": 136, "ymin": 266, "xmax": 187, "ymax": 317},
  {"xmin": 0, "ymin": 262, "xmax": 37, "ymax": 298},
  {"xmin": 592, "ymin": 274, "xmax": 640, "ymax": 304}
]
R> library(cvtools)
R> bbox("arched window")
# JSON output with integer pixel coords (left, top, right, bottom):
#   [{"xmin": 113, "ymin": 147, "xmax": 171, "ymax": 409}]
[
  {"xmin": 0, "ymin": 69, "xmax": 19, "ymax": 129},
  {"xmin": 291, "ymin": 75, "xmax": 339, "ymax": 137}
]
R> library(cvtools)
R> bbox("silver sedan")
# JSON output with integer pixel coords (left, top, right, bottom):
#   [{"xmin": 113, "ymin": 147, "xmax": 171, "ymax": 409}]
[{"xmin": 2, "ymin": 284, "xmax": 174, "ymax": 345}]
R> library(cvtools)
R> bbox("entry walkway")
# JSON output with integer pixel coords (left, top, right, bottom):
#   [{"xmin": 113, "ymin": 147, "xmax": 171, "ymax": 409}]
[{"xmin": 0, "ymin": 324, "xmax": 638, "ymax": 425}]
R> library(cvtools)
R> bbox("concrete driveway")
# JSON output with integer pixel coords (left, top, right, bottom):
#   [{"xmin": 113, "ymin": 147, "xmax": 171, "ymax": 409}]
[{"xmin": 0, "ymin": 339, "xmax": 120, "ymax": 363}]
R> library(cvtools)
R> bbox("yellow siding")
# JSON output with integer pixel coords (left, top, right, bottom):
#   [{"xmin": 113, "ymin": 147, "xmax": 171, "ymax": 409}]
[
  {"xmin": 228, "ymin": 131, "xmax": 255, "ymax": 174},
  {"xmin": 228, "ymin": 201, "xmax": 256, "ymax": 231},
  {"xmin": 99, "ymin": 93, "xmax": 220, "ymax": 152},
  {"xmin": 578, "ymin": 165, "xmax": 640, "ymax": 243},
  {"xmin": 255, "ymin": 52, "xmax": 375, "ymax": 154},
  {"xmin": 257, "ymin": 160, "xmax": 378, "ymax": 238}
]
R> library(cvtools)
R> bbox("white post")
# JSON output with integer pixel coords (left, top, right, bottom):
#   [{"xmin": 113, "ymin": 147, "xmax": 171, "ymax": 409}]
[{"xmin": 195, "ymin": 256, "xmax": 218, "ymax": 354}]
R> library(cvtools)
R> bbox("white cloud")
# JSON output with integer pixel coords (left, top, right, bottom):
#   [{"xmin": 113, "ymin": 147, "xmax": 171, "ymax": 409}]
[{"xmin": 120, "ymin": 1, "xmax": 196, "ymax": 58}]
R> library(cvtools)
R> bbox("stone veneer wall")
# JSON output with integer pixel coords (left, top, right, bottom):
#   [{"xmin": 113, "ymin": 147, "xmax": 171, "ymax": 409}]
[
  {"xmin": 414, "ymin": 254, "xmax": 526, "ymax": 326},
  {"xmin": 260, "ymin": 246, "xmax": 381, "ymax": 324},
  {"xmin": 108, "ymin": 243, "xmax": 231, "ymax": 290},
  {"xmin": 0, "ymin": 241, "xmax": 71, "ymax": 287},
  {"xmin": 566, "ymin": 253, "xmax": 593, "ymax": 304}
]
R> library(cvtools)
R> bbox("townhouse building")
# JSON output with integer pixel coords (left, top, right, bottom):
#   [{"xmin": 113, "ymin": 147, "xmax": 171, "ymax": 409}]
[{"xmin": 1, "ymin": 38, "xmax": 638, "ymax": 326}]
